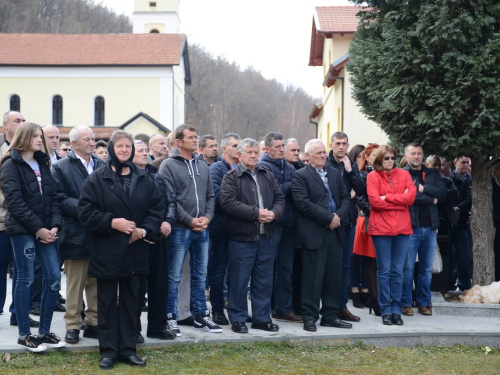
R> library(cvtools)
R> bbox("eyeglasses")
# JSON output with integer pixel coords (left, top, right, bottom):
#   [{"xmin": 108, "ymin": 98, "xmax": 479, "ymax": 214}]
[
  {"xmin": 384, "ymin": 156, "xmax": 396, "ymax": 161},
  {"xmin": 60, "ymin": 148, "xmax": 70, "ymax": 151}
]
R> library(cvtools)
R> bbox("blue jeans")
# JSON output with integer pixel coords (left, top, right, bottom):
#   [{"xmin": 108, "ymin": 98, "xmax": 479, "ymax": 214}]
[
  {"xmin": 340, "ymin": 224, "xmax": 356, "ymax": 310},
  {"xmin": 402, "ymin": 227, "xmax": 437, "ymax": 308},
  {"xmin": 10, "ymin": 234, "xmax": 61, "ymax": 336},
  {"xmin": 452, "ymin": 225, "xmax": 471, "ymax": 290},
  {"xmin": 372, "ymin": 235, "xmax": 409, "ymax": 316},
  {"xmin": 167, "ymin": 228, "xmax": 209, "ymax": 317},
  {"xmin": 0, "ymin": 231, "xmax": 12, "ymax": 313},
  {"xmin": 273, "ymin": 226, "xmax": 296, "ymax": 316},
  {"xmin": 228, "ymin": 235, "xmax": 274, "ymax": 324},
  {"xmin": 209, "ymin": 233, "xmax": 229, "ymax": 312}
]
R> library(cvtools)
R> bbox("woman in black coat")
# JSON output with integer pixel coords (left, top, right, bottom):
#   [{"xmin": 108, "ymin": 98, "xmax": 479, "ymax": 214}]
[
  {"xmin": 78, "ymin": 130, "xmax": 163, "ymax": 370},
  {"xmin": 0, "ymin": 122, "xmax": 64, "ymax": 352}
]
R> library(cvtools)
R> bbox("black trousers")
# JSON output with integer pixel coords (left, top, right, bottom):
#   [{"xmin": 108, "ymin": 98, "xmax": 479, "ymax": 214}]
[
  {"xmin": 136, "ymin": 238, "xmax": 169, "ymax": 335},
  {"xmin": 300, "ymin": 228, "xmax": 343, "ymax": 323},
  {"xmin": 97, "ymin": 274, "xmax": 140, "ymax": 359}
]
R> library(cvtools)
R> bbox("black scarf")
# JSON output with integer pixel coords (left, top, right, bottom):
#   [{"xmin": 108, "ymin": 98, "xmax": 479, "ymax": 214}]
[{"xmin": 107, "ymin": 139, "xmax": 135, "ymax": 176}]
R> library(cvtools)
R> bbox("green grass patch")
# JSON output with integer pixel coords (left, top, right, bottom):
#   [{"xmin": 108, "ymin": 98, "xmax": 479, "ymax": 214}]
[{"xmin": 1, "ymin": 342, "xmax": 499, "ymax": 374}]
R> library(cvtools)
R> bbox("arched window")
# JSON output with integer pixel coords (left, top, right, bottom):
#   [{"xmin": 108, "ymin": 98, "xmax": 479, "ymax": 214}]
[
  {"xmin": 52, "ymin": 95, "xmax": 63, "ymax": 125},
  {"xmin": 94, "ymin": 96, "xmax": 105, "ymax": 126},
  {"xmin": 150, "ymin": 29, "xmax": 160, "ymax": 33},
  {"xmin": 10, "ymin": 95, "xmax": 20, "ymax": 112}
]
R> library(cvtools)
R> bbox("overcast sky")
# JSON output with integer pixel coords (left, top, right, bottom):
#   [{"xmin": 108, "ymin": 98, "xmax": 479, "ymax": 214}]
[{"xmin": 99, "ymin": 0, "xmax": 353, "ymax": 98}]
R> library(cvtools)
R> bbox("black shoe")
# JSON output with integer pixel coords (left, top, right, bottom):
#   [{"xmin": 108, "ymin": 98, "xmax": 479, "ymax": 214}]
[
  {"xmin": 246, "ymin": 315, "xmax": 253, "ymax": 323},
  {"xmin": 58, "ymin": 294, "xmax": 66, "ymax": 304},
  {"xmin": 83, "ymin": 324, "xmax": 98, "ymax": 339},
  {"xmin": 212, "ymin": 311, "xmax": 229, "ymax": 325},
  {"xmin": 352, "ymin": 292, "xmax": 365, "ymax": 309},
  {"xmin": 54, "ymin": 302, "xmax": 66, "ymax": 312},
  {"xmin": 100, "ymin": 357, "xmax": 116, "ymax": 370},
  {"xmin": 11, "ymin": 317, "xmax": 40, "ymax": 327},
  {"xmin": 231, "ymin": 321, "xmax": 248, "ymax": 333},
  {"xmin": 65, "ymin": 329, "xmax": 80, "ymax": 344},
  {"xmin": 320, "ymin": 318, "xmax": 352, "ymax": 329},
  {"xmin": 271, "ymin": 310, "xmax": 277, "ymax": 319},
  {"xmin": 147, "ymin": 329, "xmax": 176, "ymax": 340},
  {"xmin": 118, "ymin": 355, "xmax": 146, "ymax": 367},
  {"xmin": 251, "ymin": 322, "xmax": 279, "ymax": 332},
  {"xmin": 142, "ymin": 303, "xmax": 148, "ymax": 312},
  {"xmin": 194, "ymin": 310, "xmax": 223, "ymax": 333},
  {"xmin": 382, "ymin": 314, "xmax": 393, "ymax": 325},
  {"xmin": 29, "ymin": 305, "xmax": 41, "ymax": 316},
  {"xmin": 392, "ymin": 314, "xmax": 403, "ymax": 325},
  {"xmin": 135, "ymin": 333, "xmax": 145, "ymax": 343},
  {"xmin": 360, "ymin": 292, "xmax": 370, "ymax": 308},
  {"xmin": 303, "ymin": 320, "xmax": 317, "ymax": 332},
  {"xmin": 368, "ymin": 298, "xmax": 382, "ymax": 316},
  {"xmin": 177, "ymin": 315, "xmax": 195, "ymax": 326}
]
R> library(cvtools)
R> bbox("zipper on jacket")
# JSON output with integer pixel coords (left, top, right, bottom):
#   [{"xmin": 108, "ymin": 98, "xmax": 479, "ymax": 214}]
[{"xmin": 186, "ymin": 159, "xmax": 200, "ymax": 218}]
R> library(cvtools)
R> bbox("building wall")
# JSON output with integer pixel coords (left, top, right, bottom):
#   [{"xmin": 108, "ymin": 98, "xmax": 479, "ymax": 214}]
[
  {"xmin": 317, "ymin": 33, "xmax": 388, "ymax": 148},
  {"xmin": 0, "ymin": 66, "xmax": 175, "ymax": 130}
]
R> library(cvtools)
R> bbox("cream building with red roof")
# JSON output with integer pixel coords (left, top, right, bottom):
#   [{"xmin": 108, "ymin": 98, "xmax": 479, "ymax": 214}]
[
  {"xmin": 0, "ymin": 0, "xmax": 190, "ymax": 141},
  {"xmin": 309, "ymin": 6, "xmax": 387, "ymax": 147}
]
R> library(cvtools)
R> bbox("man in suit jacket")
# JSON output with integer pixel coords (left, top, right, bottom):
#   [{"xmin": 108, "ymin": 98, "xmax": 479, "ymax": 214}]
[{"xmin": 291, "ymin": 139, "xmax": 351, "ymax": 332}]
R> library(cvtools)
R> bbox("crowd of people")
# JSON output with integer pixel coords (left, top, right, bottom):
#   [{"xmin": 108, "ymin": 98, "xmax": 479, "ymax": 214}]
[{"xmin": 1, "ymin": 109, "xmax": 495, "ymax": 370}]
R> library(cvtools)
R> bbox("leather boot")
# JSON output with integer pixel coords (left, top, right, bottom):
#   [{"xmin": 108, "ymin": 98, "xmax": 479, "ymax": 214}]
[{"xmin": 352, "ymin": 292, "xmax": 365, "ymax": 309}]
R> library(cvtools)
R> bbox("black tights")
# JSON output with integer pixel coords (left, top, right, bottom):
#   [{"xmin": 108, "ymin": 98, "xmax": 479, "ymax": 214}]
[{"xmin": 363, "ymin": 256, "xmax": 379, "ymax": 303}]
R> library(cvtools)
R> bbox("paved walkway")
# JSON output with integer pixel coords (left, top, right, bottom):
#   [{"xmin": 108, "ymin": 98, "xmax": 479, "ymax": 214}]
[{"xmin": 1, "ymin": 273, "xmax": 500, "ymax": 353}]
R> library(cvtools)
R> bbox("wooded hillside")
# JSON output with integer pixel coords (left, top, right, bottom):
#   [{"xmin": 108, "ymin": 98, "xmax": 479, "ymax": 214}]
[
  {"xmin": 0, "ymin": 0, "xmax": 131, "ymax": 33},
  {"xmin": 186, "ymin": 45, "xmax": 317, "ymax": 146}
]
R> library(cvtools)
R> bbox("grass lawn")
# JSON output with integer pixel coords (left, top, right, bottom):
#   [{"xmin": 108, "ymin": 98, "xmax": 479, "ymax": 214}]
[{"xmin": 1, "ymin": 342, "xmax": 499, "ymax": 374}]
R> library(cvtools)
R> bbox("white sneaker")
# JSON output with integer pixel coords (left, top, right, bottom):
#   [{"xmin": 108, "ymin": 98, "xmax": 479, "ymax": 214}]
[
  {"xmin": 167, "ymin": 313, "xmax": 181, "ymax": 337},
  {"xmin": 18, "ymin": 334, "xmax": 47, "ymax": 352}
]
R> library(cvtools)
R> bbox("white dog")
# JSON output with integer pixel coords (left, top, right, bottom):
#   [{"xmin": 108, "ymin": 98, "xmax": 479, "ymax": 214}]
[{"xmin": 460, "ymin": 282, "xmax": 500, "ymax": 304}]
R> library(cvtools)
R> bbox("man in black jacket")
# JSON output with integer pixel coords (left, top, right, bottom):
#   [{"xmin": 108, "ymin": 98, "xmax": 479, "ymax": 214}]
[
  {"xmin": 220, "ymin": 138, "xmax": 285, "ymax": 333},
  {"xmin": 208, "ymin": 133, "xmax": 241, "ymax": 326},
  {"xmin": 51, "ymin": 126, "xmax": 105, "ymax": 343},
  {"xmin": 451, "ymin": 156, "xmax": 473, "ymax": 291},
  {"xmin": 292, "ymin": 139, "xmax": 352, "ymax": 332},
  {"xmin": 401, "ymin": 143, "xmax": 447, "ymax": 316},
  {"xmin": 258, "ymin": 132, "xmax": 301, "ymax": 323},
  {"xmin": 325, "ymin": 132, "xmax": 366, "ymax": 322}
]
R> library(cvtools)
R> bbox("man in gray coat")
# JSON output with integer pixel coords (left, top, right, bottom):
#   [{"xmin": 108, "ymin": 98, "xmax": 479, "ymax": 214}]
[{"xmin": 159, "ymin": 124, "xmax": 220, "ymax": 336}]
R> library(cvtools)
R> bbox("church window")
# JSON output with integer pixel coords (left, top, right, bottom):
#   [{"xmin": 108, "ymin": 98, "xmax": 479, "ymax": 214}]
[
  {"xmin": 52, "ymin": 95, "xmax": 63, "ymax": 126},
  {"xmin": 94, "ymin": 96, "xmax": 105, "ymax": 126},
  {"xmin": 150, "ymin": 2, "xmax": 157, "ymax": 7},
  {"xmin": 10, "ymin": 95, "xmax": 20, "ymax": 112}
]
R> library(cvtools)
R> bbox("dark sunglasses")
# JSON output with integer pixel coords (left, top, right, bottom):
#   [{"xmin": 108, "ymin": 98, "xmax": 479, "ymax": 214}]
[
  {"xmin": 60, "ymin": 148, "xmax": 70, "ymax": 151},
  {"xmin": 384, "ymin": 156, "xmax": 396, "ymax": 161}
]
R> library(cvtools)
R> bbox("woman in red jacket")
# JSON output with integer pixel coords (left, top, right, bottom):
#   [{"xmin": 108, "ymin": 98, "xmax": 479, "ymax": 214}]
[{"xmin": 366, "ymin": 145, "xmax": 416, "ymax": 326}]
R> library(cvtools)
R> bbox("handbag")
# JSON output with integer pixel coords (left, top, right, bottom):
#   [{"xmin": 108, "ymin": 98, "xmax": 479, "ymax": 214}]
[{"xmin": 432, "ymin": 243, "xmax": 443, "ymax": 274}]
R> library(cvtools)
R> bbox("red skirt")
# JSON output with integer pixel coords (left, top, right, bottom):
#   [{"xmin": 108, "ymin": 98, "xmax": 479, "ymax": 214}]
[{"xmin": 353, "ymin": 216, "xmax": 376, "ymax": 258}]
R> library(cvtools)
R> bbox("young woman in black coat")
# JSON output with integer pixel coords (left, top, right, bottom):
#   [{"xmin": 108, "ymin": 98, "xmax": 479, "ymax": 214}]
[
  {"xmin": 0, "ymin": 122, "xmax": 65, "ymax": 352},
  {"xmin": 78, "ymin": 130, "xmax": 163, "ymax": 370}
]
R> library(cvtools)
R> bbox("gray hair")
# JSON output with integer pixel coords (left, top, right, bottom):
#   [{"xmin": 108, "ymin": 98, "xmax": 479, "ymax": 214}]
[
  {"xmin": 69, "ymin": 126, "xmax": 93, "ymax": 142},
  {"xmin": 2, "ymin": 111, "xmax": 12, "ymax": 123},
  {"xmin": 134, "ymin": 139, "xmax": 148, "ymax": 150},
  {"xmin": 237, "ymin": 138, "xmax": 259, "ymax": 154},
  {"xmin": 149, "ymin": 133, "xmax": 167, "ymax": 144},
  {"xmin": 221, "ymin": 133, "xmax": 241, "ymax": 147},
  {"xmin": 110, "ymin": 130, "xmax": 133, "ymax": 146},
  {"xmin": 284, "ymin": 138, "xmax": 299, "ymax": 150},
  {"xmin": 264, "ymin": 132, "xmax": 284, "ymax": 148},
  {"xmin": 305, "ymin": 139, "xmax": 325, "ymax": 154}
]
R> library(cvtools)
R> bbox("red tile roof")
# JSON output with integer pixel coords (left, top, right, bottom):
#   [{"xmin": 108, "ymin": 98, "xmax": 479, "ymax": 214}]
[
  {"xmin": 315, "ymin": 6, "xmax": 361, "ymax": 34},
  {"xmin": 0, "ymin": 33, "xmax": 186, "ymax": 66}
]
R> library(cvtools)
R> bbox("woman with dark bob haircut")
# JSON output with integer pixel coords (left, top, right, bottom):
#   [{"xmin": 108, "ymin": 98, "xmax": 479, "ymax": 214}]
[
  {"xmin": 366, "ymin": 145, "xmax": 416, "ymax": 326},
  {"xmin": 79, "ymin": 130, "xmax": 163, "ymax": 370},
  {"xmin": 0, "ymin": 122, "xmax": 65, "ymax": 352}
]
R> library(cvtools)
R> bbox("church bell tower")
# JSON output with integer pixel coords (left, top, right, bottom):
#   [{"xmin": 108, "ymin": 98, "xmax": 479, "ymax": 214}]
[{"xmin": 132, "ymin": 0, "xmax": 180, "ymax": 34}]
